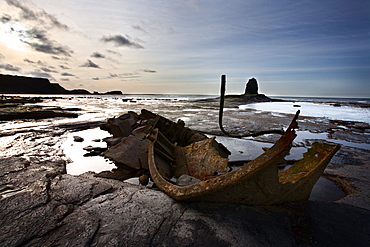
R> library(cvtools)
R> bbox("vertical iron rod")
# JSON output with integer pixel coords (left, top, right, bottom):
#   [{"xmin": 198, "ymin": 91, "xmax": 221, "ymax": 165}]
[{"xmin": 218, "ymin": 74, "xmax": 285, "ymax": 137}]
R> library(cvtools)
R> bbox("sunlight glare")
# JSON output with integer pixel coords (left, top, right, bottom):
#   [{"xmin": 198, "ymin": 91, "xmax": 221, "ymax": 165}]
[{"xmin": 0, "ymin": 24, "xmax": 28, "ymax": 51}]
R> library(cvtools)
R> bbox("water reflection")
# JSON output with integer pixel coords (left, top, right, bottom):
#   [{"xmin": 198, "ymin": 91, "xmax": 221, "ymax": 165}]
[
  {"xmin": 62, "ymin": 128, "xmax": 115, "ymax": 175},
  {"xmin": 62, "ymin": 128, "xmax": 345, "ymax": 202},
  {"xmin": 309, "ymin": 177, "xmax": 345, "ymax": 201}
]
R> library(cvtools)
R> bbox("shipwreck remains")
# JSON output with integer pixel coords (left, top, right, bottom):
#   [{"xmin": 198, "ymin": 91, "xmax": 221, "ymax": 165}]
[
  {"xmin": 147, "ymin": 111, "xmax": 340, "ymax": 205},
  {"xmin": 94, "ymin": 75, "xmax": 340, "ymax": 205}
]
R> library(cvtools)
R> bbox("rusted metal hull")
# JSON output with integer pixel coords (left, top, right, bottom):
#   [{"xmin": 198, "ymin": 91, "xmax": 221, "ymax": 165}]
[
  {"xmin": 148, "ymin": 118, "xmax": 340, "ymax": 205},
  {"xmin": 99, "ymin": 109, "xmax": 339, "ymax": 205}
]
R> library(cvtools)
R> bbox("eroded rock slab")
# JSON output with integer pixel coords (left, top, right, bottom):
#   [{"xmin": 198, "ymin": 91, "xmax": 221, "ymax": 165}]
[{"xmin": 1, "ymin": 113, "xmax": 370, "ymax": 246}]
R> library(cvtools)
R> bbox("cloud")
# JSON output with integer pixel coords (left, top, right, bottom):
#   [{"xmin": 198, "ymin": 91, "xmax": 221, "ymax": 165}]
[
  {"xmin": 142, "ymin": 69, "xmax": 157, "ymax": 73},
  {"xmin": 80, "ymin": 59, "xmax": 100, "ymax": 68},
  {"xmin": 1, "ymin": 14, "xmax": 12, "ymax": 23},
  {"xmin": 106, "ymin": 49, "xmax": 122, "ymax": 57},
  {"xmin": 107, "ymin": 73, "xmax": 138, "ymax": 78},
  {"xmin": 59, "ymin": 65, "xmax": 70, "ymax": 69},
  {"xmin": 4, "ymin": 1, "xmax": 73, "ymax": 58},
  {"xmin": 29, "ymin": 70, "xmax": 55, "ymax": 80},
  {"xmin": 51, "ymin": 56, "xmax": 69, "ymax": 61},
  {"xmin": 92, "ymin": 77, "xmax": 100, "ymax": 80},
  {"xmin": 37, "ymin": 60, "xmax": 46, "ymax": 66},
  {"xmin": 23, "ymin": 58, "xmax": 35, "ymax": 64},
  {"xmin": 0, "ymin": 63, "xmax": 22, "ymax": 72},
  {"xmin": 19, "ymin": 28, "xmax": 73, "ymax": 56},
  {"xmin": 40, "ymin": 67, "xmax": 58, "ymax": 73},
  {"xmin": 0, "ymin": 53, "xmax": 5, "ymax": 60},
  {"xmin": 61, "ymin": 72, "xmax": 75, "ymax": 76},
  {"xmin": 6, "ymin": 0, "xmax": 69, "ymax": 31},
  {"xmin": 60, "ymin": 78, "xmax": 70, "ymax": 81},
  {"xmin": 101, "ymin": 35, "xmax": 144, "ymax": 49},
  {"xmin": 132, "ymin": 25, "xmax": 148, "ymax": 34},
  {"xmin": 24, "ymin": 41, "xmax": 73, "ymax": 56},
  {"xmin": 91, "ymin": 52, "xmax": 105, "ymax": 58}
]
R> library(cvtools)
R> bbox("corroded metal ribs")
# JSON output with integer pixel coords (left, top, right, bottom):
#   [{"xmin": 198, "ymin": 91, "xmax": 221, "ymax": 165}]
[{"xmin": 96, "ymin": 108, "xmax": 339, "ymax": 205}]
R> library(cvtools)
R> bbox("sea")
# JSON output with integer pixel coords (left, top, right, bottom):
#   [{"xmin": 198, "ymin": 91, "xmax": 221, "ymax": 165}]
[
  {"xmin": 6, "ymin": 93, "xmax": 369, "ymax": 123},
  {"xmin": 241, "ymin": 96, "xmax": 370, "ymax": 124},
  {"xmin": 3, "ymin": 93, "xmax": 369, "ymax": 156},
  {"xmin": 2, "ymin": 94, "xmax": 369, "ymax": 201}
]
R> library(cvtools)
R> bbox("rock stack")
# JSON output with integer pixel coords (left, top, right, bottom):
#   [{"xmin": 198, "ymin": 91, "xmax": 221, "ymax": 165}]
[{"xmin": 244, "ymin": 77, "xmax": 258, "ymax": 95}]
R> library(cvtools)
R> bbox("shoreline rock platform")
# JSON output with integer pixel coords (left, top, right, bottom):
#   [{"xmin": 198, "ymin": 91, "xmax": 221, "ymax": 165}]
[
  {"xmin": 0, "ymin": 97, "xmax": 369, "ymax": 246},
  {"xmin": 1, "ymin": 153, "xmax": 369, "ymax": 246}
]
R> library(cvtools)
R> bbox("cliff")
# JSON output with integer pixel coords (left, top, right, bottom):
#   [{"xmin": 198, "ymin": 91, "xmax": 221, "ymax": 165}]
[{"xmin": 0, "ymin": 74, "xmax": 90, "ymax": 94}]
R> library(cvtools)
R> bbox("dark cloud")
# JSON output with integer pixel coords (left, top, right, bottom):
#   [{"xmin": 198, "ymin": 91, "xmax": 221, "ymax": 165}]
[
  {"xmin": 106, "ymin": 49, "xmax": 122, "ymax": 57},
  {"xmin": 6, "ymin": 0, "xmax": 69, "ymax": 31},
  {"xmin": 60, "ymin": 78, "xmax": 70, "ymax": 81},
  {"xmin": 51, "ymin": 56, "xmax": 69, "ymax": 61},
  {"xmin": 92, "ymin": 77, "xmax": 100, "ymax": 80},
  {"xmin": 19, "ymin": 28, "xmax": 73, "ymax": 56},
  {"xmin": 37, "ymin": 60, "xmax": 47, "ymax": 66},
  {"xmin": 5, "ymin": 1, "xmax": 73, "ymax": 58},
  {"xmin": 91, "ymin": 52, "xmax": 105, "ymax": 58},
  {"xmin": 80, "ymin": 60, "xmax": 100, "ymax": 68},
  {"xmin": 1, "ymin": 14, "xmax": 12, "ymax": 23},
  {"xmin": 0, "ymin": 64, "xmax": 22, "ymax": 72},
  {"xmin": 143, "ymin": 69, "xmax": 157, "ymax": 73},
  {"xmin": 109, "ymin": 73, "xmax": 118, "ymax": 78},
  {"xmin": 59, "ymin": 65, "xmax": 70, "ymax": 69},
  {"xmin": 40, "ymin": 67, "xmax": 58, "ymax": 73},
  {"xmin": 25, "ymin": 41, "xmax": 73, "ymax": 56},
  {"xmin": 22, "ymin": 28, "xmax": 48, "ymax": 42},
  {"xmin": 42, "ymin": 11, "xmax": 69, "ymax": 31},
  {"xmin": 6, "ymin": 0, "xmax": 37, "ymax": 20},
  {"xmin": 23, "ymin": 58, "xmax": 35, "ymax": 64},
  {"xmin": 101, "ymin": 35, "xmax": 144, "ymax": 49},
  {"xmin": 29, "ymin": 70, "xmax": 55, "ymax": 80},
  {"xmin": 61, "ymin": 72, "xmax": 75, "ymax": 76}
]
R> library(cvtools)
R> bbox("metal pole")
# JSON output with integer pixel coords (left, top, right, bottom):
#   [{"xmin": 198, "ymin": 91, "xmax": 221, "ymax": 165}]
[{"xmin": 218, "ymin": 74, "xmax": 285, "ymax": 137}]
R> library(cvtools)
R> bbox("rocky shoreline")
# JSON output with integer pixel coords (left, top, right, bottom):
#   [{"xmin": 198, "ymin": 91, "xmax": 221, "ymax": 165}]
[{"xmin": 0, "ymin": 96, "xmax": 369, "ymax": 246}]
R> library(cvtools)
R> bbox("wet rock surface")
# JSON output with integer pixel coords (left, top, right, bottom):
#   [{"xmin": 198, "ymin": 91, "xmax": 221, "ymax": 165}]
[
  {"xmin": 0, "ymin": 149, "xmax": 368, "ymax": 247},
  {"xmin": 0, "ymin": 98, "xmax": 369, "ymax": 246},
  {"xmin": 1, "ymin": 152, "xmax": 369, "ymax": 246},
  {"xmin": 0, "ymin": 102, "xmax": 80, "ymax": 121}
]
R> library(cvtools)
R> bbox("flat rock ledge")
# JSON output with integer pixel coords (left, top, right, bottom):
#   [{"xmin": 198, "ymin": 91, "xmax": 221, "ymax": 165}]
[
  {"xmin": 0, "ymin": 155, "xmax": 369, "ymax": 247},
  {"xmin": 0, "ymin": 121, "xmax": 370, "ymax": 247}
]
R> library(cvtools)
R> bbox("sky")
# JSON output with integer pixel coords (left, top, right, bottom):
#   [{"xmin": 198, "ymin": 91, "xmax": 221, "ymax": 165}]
[{"xmin": 0, "ymin": 0, "xmax": 369, "ymax": 97}]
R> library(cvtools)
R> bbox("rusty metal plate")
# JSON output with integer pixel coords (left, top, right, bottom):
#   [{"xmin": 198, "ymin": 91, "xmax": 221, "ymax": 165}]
[
  {"xmin": 103, "ymin": 135, "xmax": 150, "ymax": 170},
  {"xmin": 182, "ymin": 137, "xmax": 229, "ymax": 180}
]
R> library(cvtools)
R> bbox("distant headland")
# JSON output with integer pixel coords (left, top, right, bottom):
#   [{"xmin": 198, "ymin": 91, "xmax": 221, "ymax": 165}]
[{"xmin": 0, "ymin": 74, "xmax": 122, "ymax": 95}]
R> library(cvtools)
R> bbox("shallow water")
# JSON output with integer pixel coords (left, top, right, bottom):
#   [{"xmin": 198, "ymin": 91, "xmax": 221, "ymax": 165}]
[
  {"xmin": 62, "ymin": 128, "xmax": 345, "ymax": 202},
  {"xmin": 239, "ymin": 101, "xmax": 370, "ymax": 124},
  {"xmin": 295, "ymin": 131, "xmax": 370, "ymax": 150},
  {"xmin": 61, "ymin": 128, "xmax": 116, "ymax": 175},
  {"xmin": 309, "ymin": 177, "xmax": 346, "ymax": 201},
  {"xmin": 4, "ymin": 94, "xmax": 364, "ymax": 202}
]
